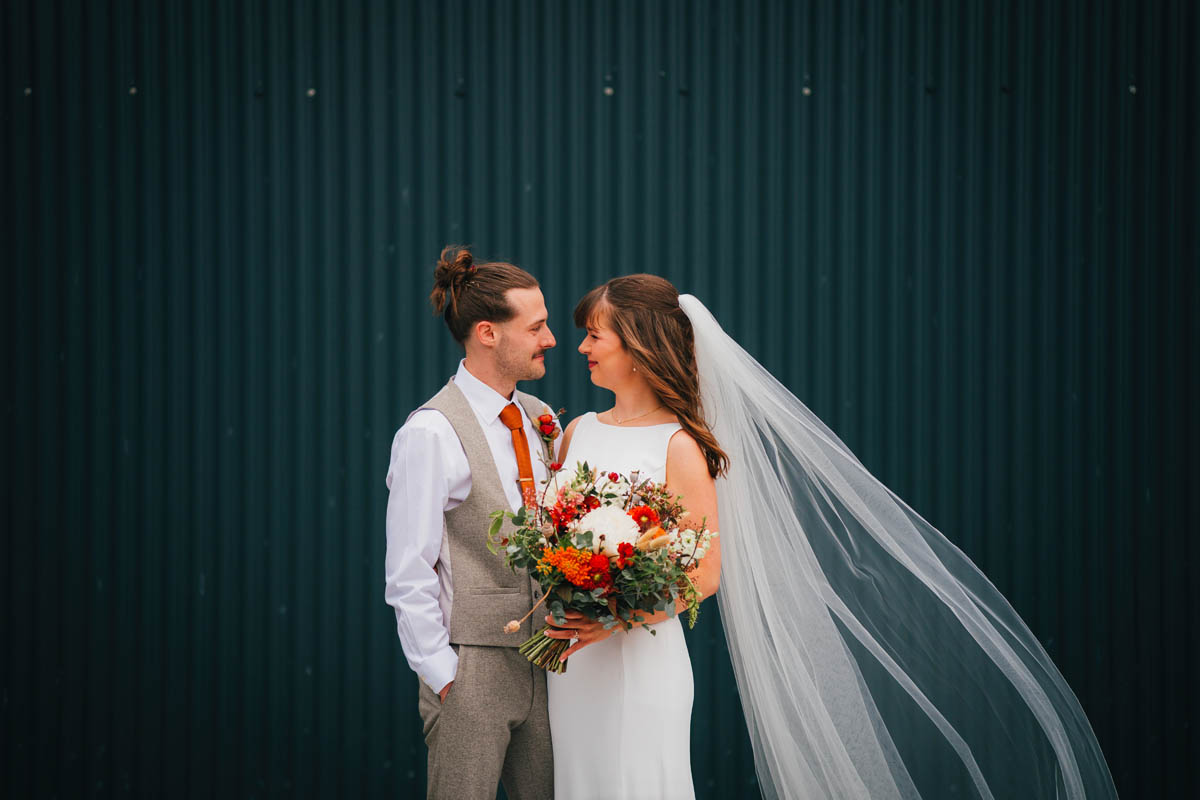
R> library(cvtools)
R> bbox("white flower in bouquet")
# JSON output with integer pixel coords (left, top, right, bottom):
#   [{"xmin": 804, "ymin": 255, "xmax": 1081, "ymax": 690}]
[
  {"xmin": 666, "ymin": 528, "xmax": 693, "ymax": 556},
  {"xmin": 575, "ymin": 505, "xmax": 641, "ymax": 557},
  {"xmin": 540, "ymin": 478, "xmax": 562, "ymax": 508},
  {"xmin": 668, "ymin": 527, "xmax": 717, "ymax": 560},
  {"xmin": 595, "ymin": 469, "xmax": 632, "ymax": 505}
]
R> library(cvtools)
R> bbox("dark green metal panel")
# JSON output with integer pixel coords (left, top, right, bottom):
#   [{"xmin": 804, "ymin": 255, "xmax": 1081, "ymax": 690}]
[{"xmin": 3, "ymin": 1, "xmax": 1196, "ymax": 797}]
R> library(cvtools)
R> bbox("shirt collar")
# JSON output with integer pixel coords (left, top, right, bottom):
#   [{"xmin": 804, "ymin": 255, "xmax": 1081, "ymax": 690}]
[{"xmin": 453, "ymin": 359, "xmax": 518, "ymax": 426}]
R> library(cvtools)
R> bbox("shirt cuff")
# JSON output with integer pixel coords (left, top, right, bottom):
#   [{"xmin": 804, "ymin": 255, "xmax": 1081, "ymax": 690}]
[{"xmin": 420, "ymin": 646, "xmax": 459, "ymax": 695}]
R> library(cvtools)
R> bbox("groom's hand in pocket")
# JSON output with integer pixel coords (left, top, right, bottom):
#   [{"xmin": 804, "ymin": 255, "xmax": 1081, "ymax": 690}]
[
  {"xmin": 545, "ymin": 610, "xmax": 615, "ymax": 660},
  {"xmin": 438, "ymin": 681, "xmax": 453, "ymax": 703}
]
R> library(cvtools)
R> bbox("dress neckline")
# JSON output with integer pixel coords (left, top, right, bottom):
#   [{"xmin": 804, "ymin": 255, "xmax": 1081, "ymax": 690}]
[{"xmin": 588, "ymin": 410, "xmax": 681, "ymax": 430}]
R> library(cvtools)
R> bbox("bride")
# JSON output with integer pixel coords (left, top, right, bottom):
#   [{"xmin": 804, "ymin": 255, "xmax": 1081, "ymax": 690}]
[
  {"xmin": 545, "ymin": 276, "xmax": 724, "ymax": 800},
  {"xmin": 543, "ymin": 274, "xmax": 1117, "ymax": 800}
]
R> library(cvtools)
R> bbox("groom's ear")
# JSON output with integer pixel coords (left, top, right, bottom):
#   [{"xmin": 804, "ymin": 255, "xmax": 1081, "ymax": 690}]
[{"xmin": 472, "ymin": 319, "xmax": 499, "ymax": 349}]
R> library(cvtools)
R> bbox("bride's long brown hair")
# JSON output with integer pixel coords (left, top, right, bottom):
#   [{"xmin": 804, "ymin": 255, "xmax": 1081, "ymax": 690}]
[{"xmin": 574, "ymin": 275, "xmax": 729, "ymax": 478}]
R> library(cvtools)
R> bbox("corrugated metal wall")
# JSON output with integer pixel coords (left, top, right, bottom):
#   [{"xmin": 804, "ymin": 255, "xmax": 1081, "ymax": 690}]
[{"xmin": 3, "ymin": 0, "xmax": 1196, "ymax": 797}]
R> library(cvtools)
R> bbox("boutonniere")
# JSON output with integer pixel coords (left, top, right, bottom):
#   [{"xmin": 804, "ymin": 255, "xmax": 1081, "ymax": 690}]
[{"xmin": 536, "ymin": 407, "xmax": 565, "ymax": 452}]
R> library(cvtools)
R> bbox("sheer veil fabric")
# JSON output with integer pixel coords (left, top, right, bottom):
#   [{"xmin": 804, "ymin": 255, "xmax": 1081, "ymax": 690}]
[{"xmin": 678, "ymin": 294, "xmax": 1116, "ymax": 799}]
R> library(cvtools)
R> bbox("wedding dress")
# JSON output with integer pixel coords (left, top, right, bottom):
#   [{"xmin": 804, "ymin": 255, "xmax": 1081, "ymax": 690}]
[{"xmin": 547, "ymin": 411, "xmax": 696, "ymax": 800}]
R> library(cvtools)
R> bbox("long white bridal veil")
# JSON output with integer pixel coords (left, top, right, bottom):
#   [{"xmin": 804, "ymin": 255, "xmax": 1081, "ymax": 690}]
[{"xmin": 678, "ymin": 295, "xmax": 1116, "ymax": 799}]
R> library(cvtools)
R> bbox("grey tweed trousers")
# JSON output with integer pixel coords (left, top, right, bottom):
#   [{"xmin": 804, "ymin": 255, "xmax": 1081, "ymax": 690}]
[{"xmin": 417, "ymin": 644, "xmax": 553, "ymax": 800}]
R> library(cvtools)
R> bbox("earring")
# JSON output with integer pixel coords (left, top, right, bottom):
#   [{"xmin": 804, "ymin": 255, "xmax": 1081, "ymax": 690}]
[{"xmin": 633, "ymin": 366, "xmax": 637, "ymax": 372}]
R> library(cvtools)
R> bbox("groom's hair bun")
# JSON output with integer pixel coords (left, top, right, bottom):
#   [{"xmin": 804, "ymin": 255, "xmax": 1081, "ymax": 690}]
[
  {"xmin": 430, "ymin": 246, "xmax": 475, "ymax": 312},
  {"xmin": 430, "ymin": 245, "xmax": 539, "ymax": 345}
]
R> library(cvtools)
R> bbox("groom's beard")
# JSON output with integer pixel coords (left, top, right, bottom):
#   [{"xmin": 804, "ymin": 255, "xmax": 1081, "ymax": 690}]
[{"xmin": 497, "ymin": 343, "xmax": 548, "ymax": 383}]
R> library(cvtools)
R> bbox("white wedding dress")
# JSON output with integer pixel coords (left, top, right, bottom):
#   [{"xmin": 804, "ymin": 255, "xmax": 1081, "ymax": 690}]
[{"xmin": 547, "ymin": 411, "xmax": 697, "ymax": 800}]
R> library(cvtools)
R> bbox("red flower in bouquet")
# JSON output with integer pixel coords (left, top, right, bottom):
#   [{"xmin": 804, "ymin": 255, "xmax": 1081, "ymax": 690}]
[
  {"xmin": 586, "ymin": 553, "xmax": 613, "ymax": 588},
  {"xmin": 616, "ymin": 541, "xmax": 635, "ymax": 569},
  {"xmin": 549, "ymin": 494, "xmax": 583, "ymax": 528},
  {"xmin": 628, "ymin": 505, "xmax": 660, "ymax": 531}
]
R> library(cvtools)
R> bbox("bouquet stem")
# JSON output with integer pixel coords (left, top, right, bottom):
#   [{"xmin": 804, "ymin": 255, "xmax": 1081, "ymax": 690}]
[{"xmin": 518, "ymin": 625, "xmax": 570, "ymax": 674}]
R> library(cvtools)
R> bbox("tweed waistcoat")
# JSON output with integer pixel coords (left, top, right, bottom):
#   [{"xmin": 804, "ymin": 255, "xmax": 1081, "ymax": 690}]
[{"xmin": 421, "ymin": 379, "xmax": 548, "ymax": 647}]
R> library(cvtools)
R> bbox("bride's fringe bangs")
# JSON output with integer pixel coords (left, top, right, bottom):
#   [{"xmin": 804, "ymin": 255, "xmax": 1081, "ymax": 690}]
[{"xmin": 572, "ymin": 285, "xmax": 610, "ymax": 330}]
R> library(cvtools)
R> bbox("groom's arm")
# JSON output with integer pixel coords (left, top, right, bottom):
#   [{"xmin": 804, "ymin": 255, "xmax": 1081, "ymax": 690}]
[{"xmin": 384, "ymin": 414, "xmax": 464, "ymax": 695}]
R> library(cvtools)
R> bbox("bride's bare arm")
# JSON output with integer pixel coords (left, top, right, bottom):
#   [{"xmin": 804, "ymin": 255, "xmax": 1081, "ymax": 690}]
[
  {"xmin": 663, "ymin": 430, "xmax": 721, "ymax": 600},
  {"xmin": 554, "ymin": 415, "xmax": 583, "ymax": 465}
]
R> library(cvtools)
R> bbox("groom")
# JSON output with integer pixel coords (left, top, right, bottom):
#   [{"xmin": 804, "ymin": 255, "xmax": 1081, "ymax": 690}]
[{"xmin": 384, "ymin": 247, "xmax": 557, "ymax": 799}]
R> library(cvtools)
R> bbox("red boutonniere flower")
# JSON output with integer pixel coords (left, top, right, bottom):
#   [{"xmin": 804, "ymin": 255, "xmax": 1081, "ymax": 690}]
[{"xmin": 537, "ymin": 407, "xmax": 565, "ymax": 447}]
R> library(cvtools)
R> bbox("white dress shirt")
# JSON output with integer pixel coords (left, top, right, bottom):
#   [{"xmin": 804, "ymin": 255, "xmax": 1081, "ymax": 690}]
[{"xmin": 384, "ymin": 360, "xmax": 553, "ymax": 693}]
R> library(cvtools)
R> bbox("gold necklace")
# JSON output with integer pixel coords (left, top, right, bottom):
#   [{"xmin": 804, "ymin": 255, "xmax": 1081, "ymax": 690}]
[{"xmin": 610, "ymin": 404, "xmax": 663, "ymax": 425}]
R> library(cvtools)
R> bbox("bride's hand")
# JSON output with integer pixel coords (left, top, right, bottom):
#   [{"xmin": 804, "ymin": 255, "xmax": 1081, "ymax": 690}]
[{"xmin": 544, "ymin": 610, "xmax": 616, "ymax": 660}]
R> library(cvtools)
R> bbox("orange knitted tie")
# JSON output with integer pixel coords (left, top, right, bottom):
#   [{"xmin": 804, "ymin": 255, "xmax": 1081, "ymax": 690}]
[{"xmin": 499, "ymin": 403, "xmax": 538, "ymax": 509}]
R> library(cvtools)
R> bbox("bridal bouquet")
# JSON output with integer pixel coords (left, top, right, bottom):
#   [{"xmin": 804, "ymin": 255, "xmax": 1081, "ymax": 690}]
[{"xmin": 487, "ymin": 462, "xmax": 717, "ymax": 673}]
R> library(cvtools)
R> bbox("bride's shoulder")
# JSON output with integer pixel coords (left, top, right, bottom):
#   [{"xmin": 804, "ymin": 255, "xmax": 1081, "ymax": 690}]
[
  {"xmin": 563, "ymin": 411, "xmax": 596, "ymax": 438},
  {"xmin": 664, "ymin": 428, "xmax": 716, "ymax": 498},
  {"xmin": 665, "ymin": 428, "xmax": 706, "ymax": 469}
]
